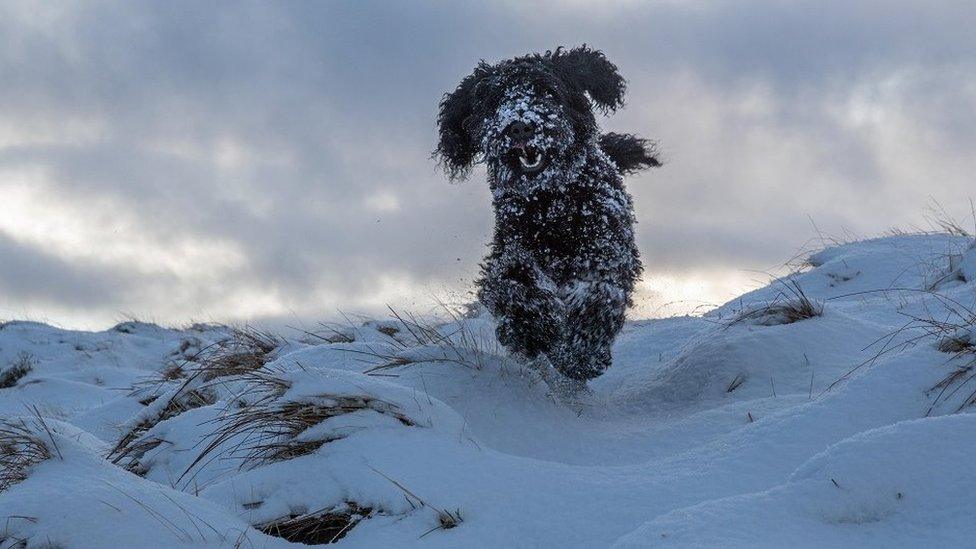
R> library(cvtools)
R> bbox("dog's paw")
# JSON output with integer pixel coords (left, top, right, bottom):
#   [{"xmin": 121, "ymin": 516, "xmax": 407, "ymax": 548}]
[{"xmin": 523, "ymin": 355, "xmax": 595, "ymax": 410}]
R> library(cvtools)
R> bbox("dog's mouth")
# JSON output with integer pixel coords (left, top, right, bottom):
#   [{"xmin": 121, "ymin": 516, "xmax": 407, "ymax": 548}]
[{"xmin": 510, "ymin": 145, "xmax": 546, "ymax": 173}]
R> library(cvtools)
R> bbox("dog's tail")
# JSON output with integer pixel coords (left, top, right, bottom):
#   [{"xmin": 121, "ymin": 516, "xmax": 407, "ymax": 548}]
[{"xmin": 599, "ymin": 132, "xmax": 661, "ymax": 175}]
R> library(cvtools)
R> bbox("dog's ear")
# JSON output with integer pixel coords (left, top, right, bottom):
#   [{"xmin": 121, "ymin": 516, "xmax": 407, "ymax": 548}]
[
  {"xmin": 599, "ymin": 133, "xmax": 661, "ymax": 174},
  {"xmin": 435, "ymin": 65, "xmax": 488, "ymax": 179},
  {"xmin": 553, "ymin": 46, "xmax": 626, "ymax": 113}
]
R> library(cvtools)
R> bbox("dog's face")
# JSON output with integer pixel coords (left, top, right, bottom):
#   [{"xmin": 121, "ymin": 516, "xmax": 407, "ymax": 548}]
[
  {"xmin": 435, "ymin": 46, "xmax": 626, "ymax": 182},
  {"xmin": 480, "ymin": 83, "xmax": 574, "ymax": 178}
]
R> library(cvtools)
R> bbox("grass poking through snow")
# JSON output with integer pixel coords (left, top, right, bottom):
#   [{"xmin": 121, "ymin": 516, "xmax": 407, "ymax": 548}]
[
  {"xmin": 927, "ymin": 322, "xmax": 976, "ymax": 415},
  {"xmin": 109, "ymin": 380, "xmax": 217, "ymax": 474},
  {"xmin": 728, "ymin": 279, "xmax": 824, "ymax": 327},
  {"xmin": 180, "ymin": 390, "xmax": 415, "ymax": 483},
  {"xmin": 869, "ymin": 290, "xmax": 976, "ymax": 414},
  {"xmin": 133, "ymin": 326, "xmax": 283, "ymax": 402},
  {"xmin": 321, "ymin": 303, "xmax": 506, "ymax": 376},
  {"xmin": 369, "ymin": 467, "xmax": 463, "ymax": 539},
  {"xmin": 1, "ymin": 413, "xmax": 57, "ymax": 492},
  {"xmin": 256, "ymin": 502, "xmax": 374, "ymax": 545},
  {"xmin": 113, "ymin": 327, "xmax": 288, "ymax": 475},
  {"xmin": 197, "ymin": 327, "xmax": 282, "ymax": 381},
  {"xmin": 0, "ymin": 352, "xmax": 34, "ymax": 389}
]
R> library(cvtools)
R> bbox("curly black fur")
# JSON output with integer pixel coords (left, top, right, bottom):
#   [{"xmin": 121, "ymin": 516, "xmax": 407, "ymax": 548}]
[{"xmin": 435, "ymin": 46, "xmax": 659, "ymax": 381}]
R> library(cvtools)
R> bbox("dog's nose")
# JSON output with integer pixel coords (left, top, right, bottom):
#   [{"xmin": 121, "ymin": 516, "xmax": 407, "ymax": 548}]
[{"xmin": 506, "ymin": 121, "xmax": 536, "ymax": 142}]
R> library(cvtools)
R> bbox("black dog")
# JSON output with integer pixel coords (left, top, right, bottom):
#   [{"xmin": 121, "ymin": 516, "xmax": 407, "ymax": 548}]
[{"xmin": 436, "ymin": 46, "xmax": 659, "ymax": 381}]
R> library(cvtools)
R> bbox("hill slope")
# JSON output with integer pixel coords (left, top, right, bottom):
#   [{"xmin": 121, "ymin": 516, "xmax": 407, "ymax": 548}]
[{"xmin": 2, "ymin": 234, "xmax": 975, "ymax": 548}]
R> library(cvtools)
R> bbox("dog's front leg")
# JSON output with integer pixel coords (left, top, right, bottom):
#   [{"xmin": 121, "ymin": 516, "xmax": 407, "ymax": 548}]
[
  {"xmin": 476, "ymin": 246, "xmax": 565, "ymax": 361},
  {"xmin": 549, "ymin": 280, "xmax": 628, "ymax": 381}
]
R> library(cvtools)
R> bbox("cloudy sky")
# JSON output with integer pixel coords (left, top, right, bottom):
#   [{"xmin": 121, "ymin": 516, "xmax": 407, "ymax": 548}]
[{"xmin": 2, "ymin": 1, "xmax": 975, "ymax": 330}]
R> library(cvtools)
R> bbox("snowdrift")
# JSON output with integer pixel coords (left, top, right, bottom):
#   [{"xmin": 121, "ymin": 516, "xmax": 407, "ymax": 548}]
[{"xmin": 2, "ymin": 234, "xmax": 975, "ymax": 548}]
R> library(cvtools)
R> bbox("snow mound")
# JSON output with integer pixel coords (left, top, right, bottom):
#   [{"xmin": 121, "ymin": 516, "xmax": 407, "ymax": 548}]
[
  {"xmin": 2, "ymin": 233, "xmax": 976, "ymax": 547},
  {"xmin": 613, "ymin": 414, "xmax": 976, "ymax": 548},
  {"xmin": 616, "ymin": 308, "xmax": 879, "ymax": 408},
  {"xmin": 0, "ymin": 415, "xmax": 279, "ymax": 548}
]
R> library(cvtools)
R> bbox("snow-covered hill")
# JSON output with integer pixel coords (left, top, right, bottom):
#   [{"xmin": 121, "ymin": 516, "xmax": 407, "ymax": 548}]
[{"xmin": 2, "ymin": 234, "xmax": 976, "ymax": 548}]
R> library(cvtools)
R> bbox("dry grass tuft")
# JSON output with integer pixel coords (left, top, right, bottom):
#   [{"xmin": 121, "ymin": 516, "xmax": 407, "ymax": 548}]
[
  {"xmin": 221, "ymin": 368, "xmax": 294, "ymax": 406},
  {"xmin": 883, "ymin": 198, "xmax": 974, "ymax": 239},
  {"xmin": 116, "ymin": 364, "xmax": 293, "ymax": 477},
  {"xmin": 197, "ymin": 327, "xmax": 282, "ymax": 381},
  {"xmin": 0, "ymin": 353, "xmax": 34, "ymax": 389},
  {"xmin": 938, "ymin": 333, "xmax": 975, "ymax": 355},
  {"xmin": 257, "ymin": 502, "xmax": 373, "ymax": 545},
  {"xmin": 886, "ymin": 293, "xmax": 976, "ymax": 415},
  {"xmin": 296, "ymin": 302, "xmax": 502, "ymax": 376},
  {"xmin": 134, "ymin": 326, "xmax": 283, "ymax": 402},
  {"xmin": 110, "ymin": 436, "xmax": 168, "ymax": 476},
  {"xmin": 332, "ymin": 303, "xmax": 504, "ymax": 376},
  {"xmin": 426, "ymin": 508, "xmax": 464, "ymax": 538},
  {"xmin": 376, "ymin": 325, "xmax": 401, "ymax": 339},
  {"xmin": 728, "ymin": 279, "xmax": 823, "ymax": 327},
  {"xmin": 181, "ymin": 393, "xmax": 414, "ymax": 482},
  {"xmin": 921, "ymin": 199, "xmax": 974, "ymax": 238},
  {"xmin": 109, "ymin": 382, "xmax": 216, "ymax": 474},
  {"xmin": 158, "ymin": 362, "xmax": 187, "ymax": 382},
  {"xmin": 819, "ymin": 289, "xmax": 976, "ymax": 395},
  {"xmin": 1, "ymin": 416, "xmax": 54, "ymax": 492},
  {"xmin": 925, "ymin": 240, "xmax": 975, "ymax": 290},
  {"xmin": 369, "ymin": 467, "xmax": 463, "ymax": 539},
  {"xmin": 928, "ymin": 327, "xmax": 976, "ymax": 415},
  {"xmin": 117, "ymin": 326, "xmax": 286, "ymax": 473},
  {"xmin": 294, "ymin": 316, "xmax": 360, "ymax": 345},
  {"xmin": 726, "ymin": 374, "xmax": 746, "ymax": 393}
]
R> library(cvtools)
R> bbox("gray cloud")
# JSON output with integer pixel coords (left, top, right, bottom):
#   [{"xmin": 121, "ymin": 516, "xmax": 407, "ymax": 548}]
[
  {"xmin": 0, "ymin": 230, "xmax": 142, "ymax": 308},
  {"xmin": 0, "ymin": 1, "xmax": 974, "ymax": 328}
]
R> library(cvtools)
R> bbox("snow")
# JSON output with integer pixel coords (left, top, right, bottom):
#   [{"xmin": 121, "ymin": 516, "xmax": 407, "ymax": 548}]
[
  {"xmin": 2, "ymin": 233, "xmax": 976, "ymax": 547},
  {"xmin": 954, "ymin": 240, "xmax": 976, "ymax": 283},
  {"xmin": 614, "ymin": 414, "xmax": 976, "ymax": 548}
]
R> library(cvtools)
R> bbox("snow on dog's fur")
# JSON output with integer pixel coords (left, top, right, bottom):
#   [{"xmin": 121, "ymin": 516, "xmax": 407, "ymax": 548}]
[{"xmin": 435, "ymin": 46, "xmax": 659, "ymax": 381}]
